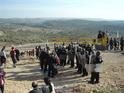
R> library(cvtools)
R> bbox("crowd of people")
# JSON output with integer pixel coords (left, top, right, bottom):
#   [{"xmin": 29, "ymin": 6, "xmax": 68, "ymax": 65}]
[
  {"xmin": 27, "ymin": 42, "xmax": 104, "ymax": 93},
  {"xmin": 97, "ymin": 30, "xmax": 124, "ymax": 51},
  {"xmin": 0, "ymin": 30, "xmax": 123, "ymax": 93}
]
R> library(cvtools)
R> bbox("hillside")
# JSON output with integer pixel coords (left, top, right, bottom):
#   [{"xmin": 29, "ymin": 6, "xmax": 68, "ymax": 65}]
[{"xmin": 0, "ymin": 18, "xmax": 124, "ymax": 44}]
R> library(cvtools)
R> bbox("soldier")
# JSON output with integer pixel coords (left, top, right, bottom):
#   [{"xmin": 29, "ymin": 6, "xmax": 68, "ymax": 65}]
[
  {"xmin": 59, "ymin": 46, "xmax": 67, "ymax": 67},
  {"xmin": 76, "ymin": 47, "xmax": 82, "ymax": 74},
  {"xmin": 109, "ymin": 38, "xmax": 113, "ymax": 50},
  {"xmin": 68, "ymin": 47, "xmax": 75, "ymax": 68},
  {"xmin": 81, "ymin": 49, "xmax": 88, "ymax": 77},
  {"xmin": 120, "ymin": 37, "xmax": 124, "ymax": 51},
  {"xmin": 89, "ymin": 51, "xmax": 103, "ymax": 84}
]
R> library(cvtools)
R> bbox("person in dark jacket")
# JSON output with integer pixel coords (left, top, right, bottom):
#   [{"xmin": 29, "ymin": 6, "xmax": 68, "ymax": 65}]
[
  {"xmin": 0, "ymin": 46, "xmax": 7, "ymax": 67},
  {"xmin": 97, "ymin": 30, "xmax": 103, "ymax": 39},
  {"xmin": 68, "ymin": 48, "xmax": 75, "ymax": 68},
  {"xmin": 109, "ymin": 38, "xmax": 113, "ymax": 50},
  {"xmin": 29, "ymin": 82, "xmax": 43, "ymax": 93},
  {"xmin": 113, "ymin": 38, "xmax": 117, "ymax": 50},
  {"xmin": 48, "ymin": 53, "xmax": 57, "ymax": 78},
  {"xmin": 39, "ymin": 50, "xmax": 50, "ymax": 73},
  {"xmin": 59, "ymin": 47, "xmax": 67, "ymax": 67},
  {"xmin": 120, "ymin": 37, "xmax": 124, "ymax": 51},
  {"xmin": 15, "ymin": 48, "xmax": 20, "ymax": 61},
  {"xmin": 10, "ymin": 47, "xmax": 17, "ymax": 68}
]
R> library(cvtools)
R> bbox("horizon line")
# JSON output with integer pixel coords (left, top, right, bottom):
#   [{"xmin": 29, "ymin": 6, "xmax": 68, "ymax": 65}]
[{"xmin": 0, "ymin": 17, "xmax": 124, "ymax": 21}]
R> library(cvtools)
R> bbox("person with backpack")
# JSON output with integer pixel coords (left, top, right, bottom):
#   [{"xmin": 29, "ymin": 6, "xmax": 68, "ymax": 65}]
[
  {"xmin": 0, "ymin": 67, "xmax": 6, "ymax": 93},
  {"xmin": 0, "ymin": 46, "xmax": 7, "ymax": 67},
  {"xmin": 10, "ymin": 47, "xmax": 17, "ymax": 68}
]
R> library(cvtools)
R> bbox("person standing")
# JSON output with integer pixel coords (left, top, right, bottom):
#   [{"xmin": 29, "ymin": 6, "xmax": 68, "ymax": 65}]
[
  {"xmin": 68, "ymin": 48, "xmax": 75, "ymax": 68},
  {"xmin": 109, "ymin": 38, "xmax": 113, "ymax": 50},
  {"xmin": 48, "ymin": 53, "xmax": 56, "ymax": 78},
  {"xmin": 113, "ymin": 38, "xmax": 117, "ymax": 50},
  {"xmin": 120, "ymin": 37, "xmax": 124, "ymax": 51},
  {"xmin": 59, "ymin": 47, "xmax": 67, "ymax": 67},
  {"xmin": 15, "ymin": 48, "xmax": 20, "ymax": 61},
  {"xmin": 0, "ymin": 68, "xmax": 6, "ymax": 93},
  {"xmin": 0, "ymin": 46, "xmax": 7, "ymax": 67},
  {"xmin": 76, "ymin": 48, "xmax": 82, "ymax": 74},
  {"xmin": 89, "ymin": 51, "xmax": 103, "ymax": 84},
  {"xmin": 97, "ymin": 30, "xmax": 103, "ymax": 44},
  {"xmin": 81, "ymin": 50, "xmax": 88, "ymax": 77},
  {"xmin": 10, "ymin": 47, "xmax": 17, "ymax": 68}
]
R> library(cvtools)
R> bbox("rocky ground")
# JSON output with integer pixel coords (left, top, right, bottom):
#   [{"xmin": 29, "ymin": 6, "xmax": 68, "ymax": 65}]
[{"xmin": 4, "ymin": 51, "xmax": 124, "ymax": 93}]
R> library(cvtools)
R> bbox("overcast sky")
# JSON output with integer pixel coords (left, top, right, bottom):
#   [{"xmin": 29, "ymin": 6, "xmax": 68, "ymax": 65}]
[{"xmin": 0, "ymin": 0, "xmax": 124, "ymax": 20}]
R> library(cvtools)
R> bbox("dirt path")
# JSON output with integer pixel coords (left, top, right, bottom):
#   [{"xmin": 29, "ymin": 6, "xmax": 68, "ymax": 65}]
[{"xmin": 4, "ymin": 52, "xmax": 124, "ymax": 93}]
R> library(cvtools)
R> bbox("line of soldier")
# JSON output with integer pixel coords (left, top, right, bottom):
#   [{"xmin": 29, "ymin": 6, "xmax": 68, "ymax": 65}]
[
  {"xmin": 54, "ymin": 43, "xmax": 103, "ymax": 84},
  {"xmin": 109, "ymin": 37, "xmax": 124, "ymax": 51},
  {"xmin": 97, "ymin": 30, "xmax": 124, "ymax": 51},
  {"xmin": 36, "ymin": 42, "xmax": 103, "ymax": 84}
]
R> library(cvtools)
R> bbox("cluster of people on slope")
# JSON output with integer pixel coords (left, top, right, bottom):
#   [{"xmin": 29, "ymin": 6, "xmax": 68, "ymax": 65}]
[
  {"xmin": 35, "ymin": 42, "xmax": 103, "ymax": 85},
  {"xmin": 109, "ymin": 37, "xmax": 124, "ymax": 51},
  {"xmin": 25, "ymin": 49, "xmax": 35, "ymax": 57},
  {"xmin": 28, "ymin": 42, "xmax": 103, "ymax": 93},
  {"xmin": 97, "ymin": 30, "xmax": 109, "ymax": 47},
  {"xmin": 36, "ymin": 45, "xmax": 59, "ymax": 78},
  {"xmin": 10, "ymin": 47, "xmax": 20, "ymax": 68},
  {"xmin": 97, "ymin": 30, "xmax": 124, "ymax": 51},
  {"xmin": 0, "ymin": 46, "xmax": 20, "ymax": 93}
]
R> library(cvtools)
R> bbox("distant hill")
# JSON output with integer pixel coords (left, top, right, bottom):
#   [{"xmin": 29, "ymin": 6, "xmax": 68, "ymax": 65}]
[{"xmin": 0, "ymin": 18, "xmax": 124, "ymax": 44}]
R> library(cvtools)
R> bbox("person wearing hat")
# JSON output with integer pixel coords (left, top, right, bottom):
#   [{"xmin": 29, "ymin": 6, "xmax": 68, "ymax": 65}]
[{"xmin": 29, "ymin": 81, "xmax": 43, "ymax": 93}]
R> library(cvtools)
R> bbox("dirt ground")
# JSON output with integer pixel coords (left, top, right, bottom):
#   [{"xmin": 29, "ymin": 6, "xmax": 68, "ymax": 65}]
[{"xmin": 4, "ymin": 51, "xmax": 124, "ymax": 93}]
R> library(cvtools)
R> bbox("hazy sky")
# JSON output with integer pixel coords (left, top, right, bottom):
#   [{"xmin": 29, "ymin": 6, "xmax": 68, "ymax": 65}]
[{"xmin": 0, "ymin": 0, "xmax": 124, "ymax": 20}]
